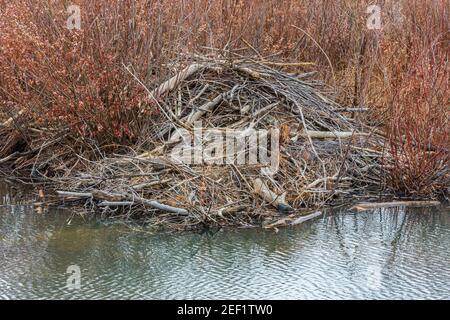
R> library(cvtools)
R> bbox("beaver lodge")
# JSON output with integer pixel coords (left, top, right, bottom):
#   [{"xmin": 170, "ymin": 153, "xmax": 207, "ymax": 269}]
[{"xmin": 0, "ymin": 56, "xmax": 447, "ymax": 231}]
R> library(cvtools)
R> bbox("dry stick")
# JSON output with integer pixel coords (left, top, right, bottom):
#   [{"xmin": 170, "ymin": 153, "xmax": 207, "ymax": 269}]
[
  {"xmin": 234, "ymin": 47, "xmax": 317, "ymax": 72},
  {"xmin": 304, "ymin": 177, "xmax": 331, "ymax": 190},
  {"xmin": 264, "ymin": 210, "xmax": 322, "ymax": 229},
  {"xmin": 0, "ymin": 152, "xmax": 18, "ymax": 164},
  {"xmin": 263, "ymin": 61, "xmax": 316, "ymax": 67},
  {"xmin": 303, "ymin": 131, "xmax": 367, "ymax": 139},
  {"xmin": 169, "ymin": 85, "xmax": 239, "ymax": 142},
  {"xmin": 56, "ymin": 191, "xmax": 92, "ymax": 198},
  {"xmin": 123, "ymin": 64, "xmax": 191, "ymax": 133},
  {"xmin": 253, "ymin": 178, "xmax": 293, "ymax": 212},
  {"xmin": 291, "ymin": 25, "xmax": 336, "ymax": 87},
  {"xmin": 57, "ymin": 190, "xmax": 188, "ymax": 215},
  {"xmin": 1, "ymin": 109, "xmax": 25, "ymax": 127},
  {"xmin": 290, "ymin": 211, "xmax": 323, "ymax": 226},
  {"xmin": 293, "ymin": 101, "xmax": 328, "ymax": 182},
  {"xmin": 123, "ymin": 64, "xmax": 174, "ymax": 122},
  {"xmin": 217, "ymin": 205, "xmax": 247, "ymax": 217},
  {"xmin": 332, "ymin": 130, "xmax": 356, "ymax": 195},
  {"xmin": 241, "ymin": 38, "xmax": 265, "ymax": 60},
  {"xmin": 231, "ymin": 164, "xmax": 253, "ymax": 195},
  {"xmin": 99, "ymin": 201, "xmax": 135, "ymax": 207},
  {"xmin": 150, "ymin": 63, "xmax": 204, "ymax": 100},
  {"xmin": 188, "ymin": 84, "xmax": 209, "ymax": 106},
  {"xmin": 338, "ymin": 108, "xmax": 369, "ymax": 113},
  {"xmin": 297, "ymin": 176, "xmax": 353, "ymax": 199},
  {"xmin": 185, "ymin": 91, "xmax": 227, "ymax": 123},
  {"xmin": 168, "ymin": 93, "xmax": 225, "ymax": 143},
  {"xmin": 230, "ymin": 102, "xmax": 280, "ymax": 129},
  {"xmin": 136, "ymin": 198, "xmax": 189, "ymax": 215},
  {"xmin": 123, "ymin": 63, "xmax": 194, "ymax": 160},
  {"xmin": 235, "ymin": 66, "xmax": 264, "ymax": 80}
]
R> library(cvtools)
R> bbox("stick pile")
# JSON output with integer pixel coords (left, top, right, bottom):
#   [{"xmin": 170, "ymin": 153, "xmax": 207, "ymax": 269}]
[{"xmin": 2, "ymin": 56, "xmax": 384, "ymax": 230}]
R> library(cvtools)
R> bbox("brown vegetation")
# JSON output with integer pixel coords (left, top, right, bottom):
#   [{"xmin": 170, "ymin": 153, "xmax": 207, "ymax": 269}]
[{"xmin": 0, "ymin": 0, "xmax": 448, "ymax": 224}]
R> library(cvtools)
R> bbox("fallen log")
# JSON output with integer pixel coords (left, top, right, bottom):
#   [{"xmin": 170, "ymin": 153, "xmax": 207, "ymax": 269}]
[
  {"xmin": 351, "ymin": 201, "xmax": 441, "ymax": 212},
  {"xmin": 57, "ymin": 190, "xmax": 188, "ymax": 215},
  {"xmin": 253, "ymin": 178, "xmax": 293, "ymax": 213},
  {"xmin": 263, "ymin": 211, "xmax": 322, "ymax": 229},
  {"xmin": 138, "ymin": 199, "xmax": 189, "ymax": 215},
  {"xmin": 290, "ymin": 211, "xmax": 322, "ymax": 225}
]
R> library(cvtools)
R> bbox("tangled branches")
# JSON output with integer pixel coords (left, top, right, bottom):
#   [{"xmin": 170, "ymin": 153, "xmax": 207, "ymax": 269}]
[{"xmin": 0, "ymin": 56, "xmax": 384, "ymax": 230}]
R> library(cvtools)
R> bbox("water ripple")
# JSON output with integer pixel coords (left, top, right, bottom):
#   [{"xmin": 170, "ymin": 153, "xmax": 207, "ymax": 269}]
[{"xmin": 0, "ymin": 184, "xmax": 449, "ymax": 299}]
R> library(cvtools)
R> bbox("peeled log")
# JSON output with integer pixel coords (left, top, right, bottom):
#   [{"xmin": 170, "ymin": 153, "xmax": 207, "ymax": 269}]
[
  {"xmin": 57, "ymin": 190, "xmax": 188, "ymax": 215},
  {"xmin": 253, "ymin": 178, "xmax": 293, "ymax": 213},
  {"xmin": 351, "ymin": 201, "xmax": 441, "ymax": 212},
  {"xmin": 290, "ymin": 211, "xmax": 322, "ymax": 225},
  {"xmin": 150, "ymin": 63, "xmax": 204, "ymax": 99}
]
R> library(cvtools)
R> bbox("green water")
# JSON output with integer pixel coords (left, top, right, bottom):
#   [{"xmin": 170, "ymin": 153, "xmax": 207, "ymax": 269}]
[{"xmin": 0, "ymin": 183, "xmax": 449, "ymax": 299}]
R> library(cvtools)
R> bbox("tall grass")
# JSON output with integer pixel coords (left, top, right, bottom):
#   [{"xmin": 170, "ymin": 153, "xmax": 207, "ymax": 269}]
[{"xmin": 0, "ymin": 0, "xmax": 448, "ymax": 196}]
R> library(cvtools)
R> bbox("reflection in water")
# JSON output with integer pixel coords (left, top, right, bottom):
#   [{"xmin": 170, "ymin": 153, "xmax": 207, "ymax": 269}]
[{"xmin": 0, "ymin": 183, "xmax": 449, "ymax": 299}]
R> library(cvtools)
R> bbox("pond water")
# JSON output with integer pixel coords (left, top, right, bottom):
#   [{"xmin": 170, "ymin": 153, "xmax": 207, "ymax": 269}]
[{"xmin": 0, "ymin": 183, "xmax": 449, "ymax": 299}]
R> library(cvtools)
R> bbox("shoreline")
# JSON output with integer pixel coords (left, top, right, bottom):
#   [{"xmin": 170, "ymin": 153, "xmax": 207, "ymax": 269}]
[{"xmin": 0, "ymin": 177, "xmax": 446, "ymax": 232}]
